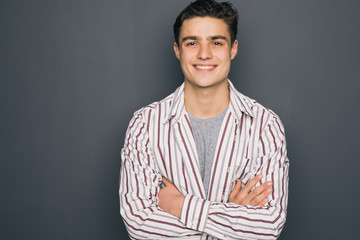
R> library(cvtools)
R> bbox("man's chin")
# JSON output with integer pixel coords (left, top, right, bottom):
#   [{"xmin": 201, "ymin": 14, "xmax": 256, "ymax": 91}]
[{"xmin": 185, "ymin": 78, "xmax": 227, "ymax": 89}]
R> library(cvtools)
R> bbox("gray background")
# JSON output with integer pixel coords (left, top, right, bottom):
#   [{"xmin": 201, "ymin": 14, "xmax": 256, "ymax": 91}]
[{"xmin": 1, "ymin": 0, "xmax": 359, "ymax": 239}]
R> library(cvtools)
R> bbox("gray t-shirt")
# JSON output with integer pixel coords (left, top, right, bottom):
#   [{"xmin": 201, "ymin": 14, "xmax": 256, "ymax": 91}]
[{"xmin": 187, "ymin": 107, "xmax": 228, "ymax": 196}]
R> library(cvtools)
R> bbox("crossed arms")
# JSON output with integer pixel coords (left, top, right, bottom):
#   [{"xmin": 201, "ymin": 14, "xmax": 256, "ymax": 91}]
[
  {"xmin": 159, "ymin": 174, "xmax": 273, "ymax": 219},
  {"xmin": 119, "ymin": 111, "xmax": 289, "ymax": 239}
]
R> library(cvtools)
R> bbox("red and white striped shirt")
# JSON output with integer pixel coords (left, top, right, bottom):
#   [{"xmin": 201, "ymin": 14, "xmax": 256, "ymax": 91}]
[{"xmin": 119, "ymin": 80, "xmax": 289, "ymax": 239}]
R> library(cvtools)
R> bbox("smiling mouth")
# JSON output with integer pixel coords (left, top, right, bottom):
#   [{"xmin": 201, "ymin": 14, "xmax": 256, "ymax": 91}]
[{"xmin": 194, "ymin": 65, "xmax": 217, "ymax": 70}]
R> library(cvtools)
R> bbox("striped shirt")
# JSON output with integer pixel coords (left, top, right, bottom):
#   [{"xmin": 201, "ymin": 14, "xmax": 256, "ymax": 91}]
[{"xmin": 119, "ymin": 80, "xmax": 289, "ymax": 240}]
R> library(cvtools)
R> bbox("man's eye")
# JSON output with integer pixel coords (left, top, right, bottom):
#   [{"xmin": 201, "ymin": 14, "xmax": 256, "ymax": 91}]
[
  {"xmin": 186, "ymin": 42, "xmax": 196, "ymax": 46},
  {"xmin": 213, "ymin": 42, "xmax": 223, "ymax": 46}
]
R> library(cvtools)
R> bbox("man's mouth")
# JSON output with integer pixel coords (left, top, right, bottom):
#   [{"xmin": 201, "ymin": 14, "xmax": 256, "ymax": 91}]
[{"xmin": 194, "ymin": 65, "xmax": 217, "ymax": 70}]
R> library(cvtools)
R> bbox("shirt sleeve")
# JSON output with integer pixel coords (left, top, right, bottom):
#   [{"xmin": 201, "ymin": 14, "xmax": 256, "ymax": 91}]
[
  {"xmin": 119, "ymin": 112, "xmax": 202, "ymax": 239},
  {"xmin": 179, "ymin": 115, "xmax": 289, "ymax": 240}
]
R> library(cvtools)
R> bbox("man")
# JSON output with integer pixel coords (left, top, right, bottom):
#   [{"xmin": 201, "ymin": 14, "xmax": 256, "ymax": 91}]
[{"xmin": 119, "ymin": 0, "xmax": 289, "ymax": 239}]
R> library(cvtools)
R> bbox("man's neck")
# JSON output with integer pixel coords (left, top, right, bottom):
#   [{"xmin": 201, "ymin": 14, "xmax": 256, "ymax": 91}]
[{"xmin": 184, "ymin": 80, "xmax": 230, "ymax": 119}]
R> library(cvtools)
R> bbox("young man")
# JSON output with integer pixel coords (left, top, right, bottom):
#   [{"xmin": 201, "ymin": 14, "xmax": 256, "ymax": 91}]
[{"xmin": 119, "ymin": 0, "xmax": 289, "ymax": 239}]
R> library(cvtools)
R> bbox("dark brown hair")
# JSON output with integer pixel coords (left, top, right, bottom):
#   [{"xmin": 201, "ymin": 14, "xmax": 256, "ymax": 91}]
[{"xmin": 173, "ymin": 0, "xmax": 238, "ymax": 46}]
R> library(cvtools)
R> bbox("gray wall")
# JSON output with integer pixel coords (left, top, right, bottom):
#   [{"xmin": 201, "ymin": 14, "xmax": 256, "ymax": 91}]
[{"xmin": 1, "ymin": 0, "xmax": 359, "ymax": 239}]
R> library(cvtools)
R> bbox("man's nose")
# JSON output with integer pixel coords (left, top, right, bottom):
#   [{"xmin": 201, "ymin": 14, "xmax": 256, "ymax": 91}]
[{"xmin": 197, "ymin": 44, "xmax": 212, "ymax": 60}]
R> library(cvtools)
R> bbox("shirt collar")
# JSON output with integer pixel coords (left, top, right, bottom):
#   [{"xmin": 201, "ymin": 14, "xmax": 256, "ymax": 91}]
[
  {"xmin": 164, "ymin": 79, "xmax": 253, "ymax": 124},
  {"xmin": 228, "ymin": 80, "xmax": 254, "ymax": 119}
]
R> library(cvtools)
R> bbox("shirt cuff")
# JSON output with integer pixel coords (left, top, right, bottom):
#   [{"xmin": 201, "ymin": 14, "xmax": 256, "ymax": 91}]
[{"xmin": 180, "ymin": 194, "xmax": 210, "ymax": 232}]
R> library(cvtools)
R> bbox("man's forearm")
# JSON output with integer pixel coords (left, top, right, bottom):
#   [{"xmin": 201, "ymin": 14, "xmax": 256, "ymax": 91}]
[
  {"xmin": 158, "ymin": 175, "xmax": 272, "ymax": 219},
  {"xmin": 158, "ymin": 177, "xmax": 185, "ymax": 218}
]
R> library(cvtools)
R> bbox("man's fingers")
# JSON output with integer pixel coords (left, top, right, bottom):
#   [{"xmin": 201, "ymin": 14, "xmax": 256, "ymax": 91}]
[
  {"xmin": 257, "ymin": 197, "xmax": 269, "ymax": 207},
  {"xmin": 250, "ymin": 187, "xmax": 273, "ymax": 206},
  {"xmin": 229, "ymin": 179, "xmax": 242, "ymax": 200},
  {"xmin": 241, "ymin": 174, "xmax": 263, "ymax": 193},
  {"xmin": 247, "ymin": 181, "xmax": 272, "ymax": 200},
  {"xmin": 228, "ymin": 175, "xmax": 273, "ymax": 206}
]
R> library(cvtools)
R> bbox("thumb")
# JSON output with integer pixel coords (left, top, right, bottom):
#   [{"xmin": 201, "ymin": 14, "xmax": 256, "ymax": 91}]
[{"xmin": 229, "ymin": 179, "xmax": 241, "ymax": 199}]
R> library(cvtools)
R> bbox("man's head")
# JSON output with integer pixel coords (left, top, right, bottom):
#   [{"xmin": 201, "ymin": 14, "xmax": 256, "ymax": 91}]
[
  {"xmin": 173, "ymin": 0, "xmax": 239, "ymax": 90},
  {"xmin": 173, "ymin": 0, "xmax": 238, "ymax": 47}
]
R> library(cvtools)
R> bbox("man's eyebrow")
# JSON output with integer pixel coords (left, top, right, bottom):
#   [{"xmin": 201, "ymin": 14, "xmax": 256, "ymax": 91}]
[
  {"xmin": 208, "ymin": 35, "xmax": 228, "ymax": 41},
  {"xmin": 181, "ymin": 36, "xmax": 200, "ymax": 43},
  {"xmin": 181, "ymin": 35, "xmax": 229, "ymax": 44}
]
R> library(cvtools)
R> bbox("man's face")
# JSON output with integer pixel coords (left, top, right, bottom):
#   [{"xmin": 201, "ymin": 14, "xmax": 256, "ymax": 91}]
[{"xmin": 174, "ymin": 17, "xmax": 238, "ymax": 89}]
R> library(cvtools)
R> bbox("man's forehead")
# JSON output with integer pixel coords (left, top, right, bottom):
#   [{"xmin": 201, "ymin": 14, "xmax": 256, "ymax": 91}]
[{"xmin": 179, "ymin": 17, "xmax": 231, "ymax": 40}]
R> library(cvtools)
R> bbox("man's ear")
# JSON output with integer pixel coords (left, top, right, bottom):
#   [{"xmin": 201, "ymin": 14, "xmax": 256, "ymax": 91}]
[
  {"xmin": 230, "ymin": 40, "xmax": 238, "ymax": 60},
  {"xmin": 173, "ymin": 42, "xmax": 180, "ymax": 60}
]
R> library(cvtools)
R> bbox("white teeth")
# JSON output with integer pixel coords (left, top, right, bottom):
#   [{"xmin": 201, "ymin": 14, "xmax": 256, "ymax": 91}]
[{"xmin": 195, "ymin": 65, "xmax": 215, "ymax": 69}]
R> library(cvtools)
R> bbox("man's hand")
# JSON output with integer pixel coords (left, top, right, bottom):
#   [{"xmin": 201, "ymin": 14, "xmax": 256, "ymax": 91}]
[
  {"xmin": 228, "ymin": 174, "xmax": 272, "ymax": 207},
  {"xmin": 158, "ymin": 177, "xmax": 185, "ymax": 218}
]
